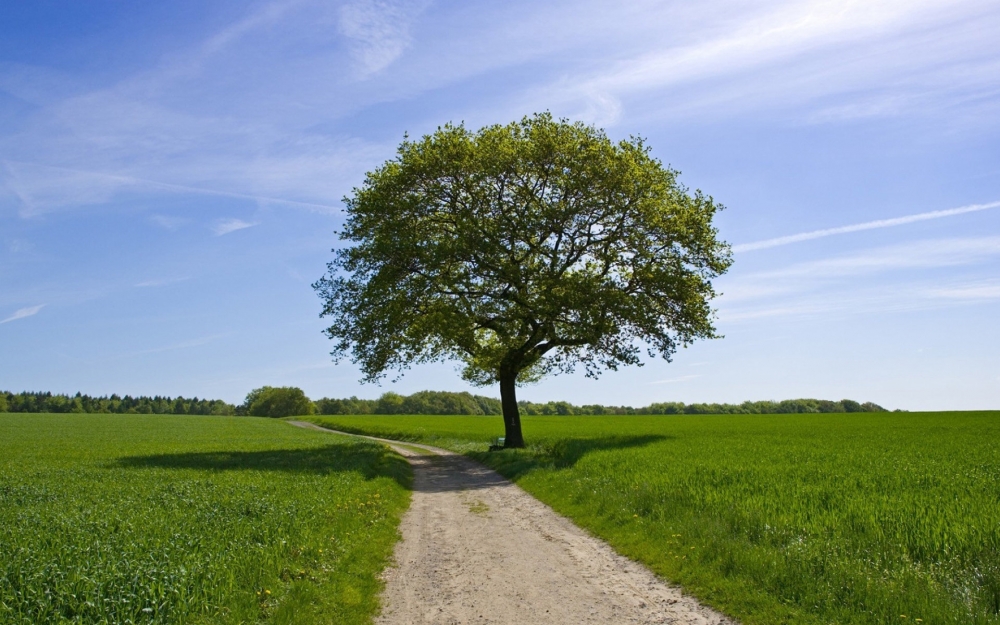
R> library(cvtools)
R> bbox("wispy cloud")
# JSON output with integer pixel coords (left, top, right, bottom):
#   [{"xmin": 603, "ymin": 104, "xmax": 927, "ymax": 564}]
[
  {"xmin": 149, "ymin": 214, "xmax": 188, "ymax": 230},
  {"xmin": 722, "ymin": 302, "xmax": 840, "ymax": 322},
  {"xmin": 721, "ymin": 237, "xmax": 1000, "ymax": 306},
  {"xmin": 650, "ymin": 374, "xmax": 701, "ymax": 384},
  {"xmin": 587, "ymin": 0, "xmax": 925, "ymax": 93},
  {"xmin": 87, "ymin": 334, "xmax": 233, "ymax": 363},
  {"xmin": 754, "ymin": 237, "xmax": 1000, "ymax": 280},
  {"xmin": 925, "ymin": 282, "xmax": 1000, "ymax": 300},
  {"xmin": 135, "ymin": 277, "xmax": 190, "ymax": 288},
  {"xmin": 6, "ymin": 239, "xmax": 33, "ymax": 254},
  {"xmin": 718, "ymin": 237, "xmax": 1000, "ymax": 321},
  {"xmin": 131, "ymin": 334, "xmax": 229, "ymax": 356},
  {"xmin": 2, "ymin": 0, "xmax": 995, "ymax": 224},
  {"xmin": 721, "ymin": 279, "xmax": 1000, "ymax": 322},
  {"xmin": 534, "ymin": 0, "xmax": 999, "ymax": 125},
  {"xmin": 212, "ymin": 218, "xmax": 258, "ymax": 236},
  {"xmin": 732, "ymin": 201, "xmax": 1000, "ymax": 252},
  {"xmin": 2, "ymin": 161, "xmax": 343, "ymax": 216},
  {"xmin": 198, "ymin": 1, "xmax": 303, "ymax": 59},
  {"xmin": 0, "ymin": 0, "xmax": 386, "ymax": 218},
  {"xmin": 1, "ymin": 304, "xmax": 45, "ymax": 324},
  {"xmin": 339, "ymin": 0, "xmax": 428, "ymax": 76}
]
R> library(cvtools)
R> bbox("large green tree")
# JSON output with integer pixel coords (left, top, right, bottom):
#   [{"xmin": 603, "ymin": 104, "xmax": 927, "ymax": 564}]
[
  {"xmin": 243, "ymin": 386, "xmax": 315, "ymax": 418},
  {"xmin": 314, "ymin": 113, "xmax": 731, "ymax": 447}
]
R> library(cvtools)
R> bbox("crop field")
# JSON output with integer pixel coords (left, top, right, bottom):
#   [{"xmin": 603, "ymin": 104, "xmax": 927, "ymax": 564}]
[
  {"xmin": 307, "ymin": 412, "xmax": 1000, "ymax": 625},
  {"xmin": 0, "ymin": 414, "xmax": 410, "ymax": 625}
]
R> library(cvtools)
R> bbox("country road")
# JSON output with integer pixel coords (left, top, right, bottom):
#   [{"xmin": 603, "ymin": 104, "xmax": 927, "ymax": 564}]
[{"xmin": 289, "ymin": 420, "xmax": 735, "ymax": 625}]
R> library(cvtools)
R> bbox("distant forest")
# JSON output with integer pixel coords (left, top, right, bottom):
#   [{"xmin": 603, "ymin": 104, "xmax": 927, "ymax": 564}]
[
  {"xmin": 1, "ymin": 389, "xmax": 889, "ymax": 416},
  {"xmin": 315, "ymin": 391, "xmax": 889, "ymax": 415},
  {"xmin": 0, "ymin": 391, "xmax": 235, "ymax": 415}
]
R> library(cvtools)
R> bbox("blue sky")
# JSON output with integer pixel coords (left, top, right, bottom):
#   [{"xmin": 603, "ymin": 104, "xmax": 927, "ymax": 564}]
[{"xmin": 2, "ymin": 0, "xmax": 998, "ymax": 410}]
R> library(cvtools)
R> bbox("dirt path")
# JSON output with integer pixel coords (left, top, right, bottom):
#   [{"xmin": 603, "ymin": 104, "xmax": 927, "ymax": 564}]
[{"xmin": 289, "ymin": 421, "xmax": 735, "ymax": 625}]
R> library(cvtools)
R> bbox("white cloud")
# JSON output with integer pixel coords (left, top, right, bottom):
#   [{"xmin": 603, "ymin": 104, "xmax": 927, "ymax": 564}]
[
  {"xmin": 720, "ymin": 278, "xmax": 1000, "ymax": 322},
  {"xmin": 721, "ymin": 236, "xmax": 1000, "ymax": 307},
  {"xmin": 339, "ymin": 0, "xmax": 428, "ymax": 76},
  {"xmin": 1, "ymin": 305, "xmax": 45, "ymax": 324},
  {"xmin": 132, "ymin": 334, "xmax": 228, "ymax": 356},
  {"xmin": 721, "ymin": 302, "xmax": 836, "ymax": 322},
  {"xmin": 732, "ymin": 201, "xmax": 1000, "ymax": 252},
  {"xmin": 529, "ymin": 0, "xmax": 999, "ymax": 125},
  {"xmin": 925, "ymin": 282, "xmax": 1000, "ymax": 300},
  {"xmin": 591, "ymin": 0, "xmax": 915, "ymax": 92},
  {"xmin": 212, "ymin": 218, "xmax": 259, "ymax": 236},
  {"xmin": 6, "ymin": 239, "xmax": 33, "ymax": 254},
  {"xmin": 717, "ymin": 236, "xmax": 1000, "ymax": 321},
  {"xmin": 1, "ymin": 0, "xmax": 996, "ymax": 226},
  {"xmin": 0, "ymin": 1, "xmax": 387, "ymax": 217},
  {"xmin": 1, "ymin": 160, "xmax": 137, "ymax": 215},
  {"xmin": 1, "ymin": 0, "xmax": 995, "ymax": 223},
  {"xmin": 149, "ymin": 214, "xmax": 188, "ymax": 230},
  {"xmin": 198, "ymin": 1, "xmax": 302, "ymax": 59},
  {"xmin": 135, "ymin": 277, "xmax": 190, "ymax": 288},
  {"xmin": 753, "ymin": 237, "xmax": 1000, "ymax": 283},
  {"xmin": 84, "ymin": 334, "xmax": 234, "ymax": 364},
  {"xmin": 650, "ymin": 374, "xmax": 701, "ymax": 384},
  {"xmin": 2, "ymin": 161, "xmax": 343, "ymax": 216},
  {"xmin": 572, "ymin": 89, "xmax": 623, "ymax": 127},
  {"xmin": 805, "ymin": 94, "xmax": 914, "ymax": 124}
]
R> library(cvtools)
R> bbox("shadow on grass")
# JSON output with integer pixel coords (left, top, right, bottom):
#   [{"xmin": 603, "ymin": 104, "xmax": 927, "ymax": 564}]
[
  {"xmin": 468, "ymin": 435, "xmax": 669, "ymax": 481},
  {"xmin": 386, "ymin": 435, "xmax": 668, "ymax": 494},
  {"xmin": 113, "ymin": 443, "xmax": 411, "ymax": 489}
]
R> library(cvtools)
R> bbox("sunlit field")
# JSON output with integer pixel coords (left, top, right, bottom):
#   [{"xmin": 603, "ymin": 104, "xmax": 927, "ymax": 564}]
[
  {"xmin": 308, "ymin": 412, "xmax": 1000, "ymax": 625},
  {"xmin": 0, "ymin": 414, "xmax": 409, "ymax": 625}
]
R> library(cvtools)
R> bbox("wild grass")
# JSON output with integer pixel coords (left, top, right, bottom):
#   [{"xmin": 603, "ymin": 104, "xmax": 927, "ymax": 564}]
[
  {"xmin": 0, "ymin": 413, "xmax": 410, "ymax": 625},
  {"xmin": 308, "ymin": 412, "xmax": 1000, "ymax": 625}
]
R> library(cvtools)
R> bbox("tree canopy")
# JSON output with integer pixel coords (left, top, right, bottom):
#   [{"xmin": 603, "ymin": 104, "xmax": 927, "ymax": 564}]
[
  {"xmin": 243, "ymin": 386, "xmax": 315, "ymax": 418},
  {"xmin": 314, "ymin": 113, "xmax": 732, "ymax": 446}
]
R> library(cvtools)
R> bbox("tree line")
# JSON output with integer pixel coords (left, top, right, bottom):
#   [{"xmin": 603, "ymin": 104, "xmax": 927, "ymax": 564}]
[
  {"xmin": 0, "ymin": 391, "xmax": 235, "ymax": 415},
  {"xmin": 1, "ymin": 388, "xmax": 889, "ymax": 417},
  {"xmin": 312, "ymin": 391, "xmax": 889, "ymax": 415}
]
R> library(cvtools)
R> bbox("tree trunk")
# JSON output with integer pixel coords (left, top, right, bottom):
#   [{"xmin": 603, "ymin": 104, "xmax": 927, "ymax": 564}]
[{"xmin": 498, "ymin": 370, "xmax": 525, "ymax": 448}]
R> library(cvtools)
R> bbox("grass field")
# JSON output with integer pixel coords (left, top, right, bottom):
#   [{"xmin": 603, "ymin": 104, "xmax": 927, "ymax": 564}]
[
  {"xmin": 0, "ymin": 414, "xmax": 410, "ymax": 625},
  {"xmin": 307, "ymin": 412, "xmax": 1000, "ymax": 625}
]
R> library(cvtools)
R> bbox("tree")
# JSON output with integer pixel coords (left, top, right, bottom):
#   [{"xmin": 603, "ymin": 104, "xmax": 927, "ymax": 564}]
[
  {"xmin": 244, "ymin": 386, "xmax": 316, "ymax": 418},
  {"xmin": 375, "ymin": 392, "xmax": 405, "ymax": 414},
  {"xmin": 841, "ymin": 399, "xmax": 863, "ymax": 413},
  {"xmin": 314, "ymin": 113, "xmax": 731, "ymax": 447}
]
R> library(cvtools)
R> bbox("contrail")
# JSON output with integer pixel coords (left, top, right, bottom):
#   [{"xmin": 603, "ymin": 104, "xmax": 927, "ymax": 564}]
[
  {"xmin": 0, "ymin": 305, "xmax": 45, "ymax": 324},
  {"xmin": 733, "ymin": 201, "xmax": 1000, "ymax": 253}
]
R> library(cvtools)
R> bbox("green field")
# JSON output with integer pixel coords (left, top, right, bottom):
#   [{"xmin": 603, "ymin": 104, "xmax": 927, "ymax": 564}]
[
  {"xmin": 307, "ymin": 412, "xmax": 1000, "ymax": 625},
  {"xmin": 0, "ymin": 414, "xmax": 410, "ymax": 625}
]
